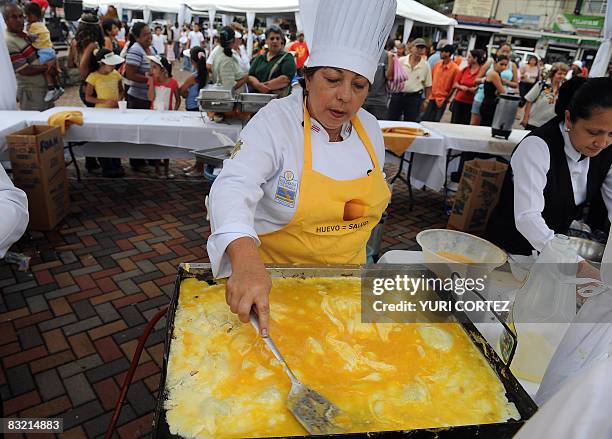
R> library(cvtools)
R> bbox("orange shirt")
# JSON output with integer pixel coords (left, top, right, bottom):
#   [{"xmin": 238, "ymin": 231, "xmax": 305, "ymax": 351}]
[
  {"xmin": 288, "ymin": 40, "xmax": 309, "ymax": 69},
  {"xmin": 430, "ymin": 60, "xmax": 460, "ymax": 107}
]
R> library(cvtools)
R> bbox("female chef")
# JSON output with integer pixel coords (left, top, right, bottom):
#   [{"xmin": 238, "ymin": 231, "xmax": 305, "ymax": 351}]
[
  {"xmin": 486, "ymin": 77, "xmax": 612, "ymax": 270},
  {"xmin": 0, "ymin": 165, "xmax": 28, "ymax": 257},
  {"xmin": 206, "ymin": 0, "xmax": 396, "ymax": 335}
]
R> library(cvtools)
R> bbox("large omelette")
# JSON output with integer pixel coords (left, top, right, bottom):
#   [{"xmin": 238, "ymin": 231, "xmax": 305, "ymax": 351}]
[{"xmin": 164, "ymin": 277, "xmax": 519, "ymax": 438}]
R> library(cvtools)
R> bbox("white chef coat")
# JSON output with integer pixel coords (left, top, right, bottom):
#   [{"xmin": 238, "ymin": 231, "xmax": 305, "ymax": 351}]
[
  {"xmin": 512, "ymin": 122, "xmax": 612, "ymax": 253},
  {"xmin": 207, "ymin": 89, "xmax": 386, "ymax": 278},
  {"xmin": 515, "ymin": 356, "xmax": 612, "ymax": 438},
  {"xmin": 534, "ymin": 230, "xmax": 612, "ymax": 407},
  {"xmin": 0, "ymin": 165, "xmax": 28, "ymax": 257},
  {"xmin": 187, "ymin": 31, "xmax": 204, "ymax": 48}
]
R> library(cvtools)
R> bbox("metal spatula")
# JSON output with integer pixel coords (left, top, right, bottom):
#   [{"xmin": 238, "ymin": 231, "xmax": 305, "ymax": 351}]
[{"xmin": 250, "ymin": 310, "xmax": 349, "ymax": 435}]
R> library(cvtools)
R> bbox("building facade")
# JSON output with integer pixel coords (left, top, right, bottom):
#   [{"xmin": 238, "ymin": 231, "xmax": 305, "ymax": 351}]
[{"xmin": 451, "ymin": 0, "xmax": 605, "ymax": 67}]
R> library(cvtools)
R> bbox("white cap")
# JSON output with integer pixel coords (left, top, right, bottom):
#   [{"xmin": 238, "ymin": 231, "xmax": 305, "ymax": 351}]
[
  {"xmin": 305, "ymin": 0, "xmax": 396, "ymax": 83},
  {"xmin": 573, "ymin": 60, "xmax": 583, "ymax": 68},
  {"xmin": 100, "ymin": 53, "xmax": 125, "ymax": 66},
  {"xmin": 147, "ymin": 55, "xmax": 164, "ymax": 67}
]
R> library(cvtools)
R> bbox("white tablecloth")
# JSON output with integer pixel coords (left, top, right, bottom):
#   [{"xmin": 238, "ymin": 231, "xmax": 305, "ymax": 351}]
[
  {"xmin": 0, "ymin": 111, "xmax": 42, "ymax": 159},
  {"xmin": 377, "ymin": 249, "xmax": 541, "ymax": 398},
  {"xmin": 421, "ymin": 122, "xmax": 530, "ymax": 157},
  {"xmin": 378, "ymin": 121, "xmax": 447, "ymax": 191},
  {"xmin": 27, "ymin": 107, "xmax": 243, "ymax": 159},
  {"xmin": 378, "ymin": 121, "xmax": 529, "ymax": 192}
]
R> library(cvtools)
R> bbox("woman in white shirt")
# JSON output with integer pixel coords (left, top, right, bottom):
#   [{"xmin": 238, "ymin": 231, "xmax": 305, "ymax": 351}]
[
  {"xmin": 521, "ymin": 62, "xmax": 569, "ymax": 130},
  {"xmin": 487, "ymin": 77, "xmax": 612, "ymax": 274},
  {"xmin": 0, "ymin": 165, "xmax": 28, "ymax": 257},
  {"xmin": 207, "ymin": 0, "xmax": 396, "ymax": 335}
]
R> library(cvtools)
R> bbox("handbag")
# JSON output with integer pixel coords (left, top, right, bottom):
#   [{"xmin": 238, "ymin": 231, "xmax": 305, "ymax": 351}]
[
  {"xmin": 386, "ymin": 55, "xmax": 408, "ymax": 93},
  {"xmin": 267, "ymin": 51, "xmax": 291, "ymax": 98}
]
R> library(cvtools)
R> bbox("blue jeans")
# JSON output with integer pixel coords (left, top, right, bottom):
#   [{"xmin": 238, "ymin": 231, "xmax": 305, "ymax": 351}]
[{"xmin": 182, "ymin": 54, "xmax": 192, "ymax": 71}]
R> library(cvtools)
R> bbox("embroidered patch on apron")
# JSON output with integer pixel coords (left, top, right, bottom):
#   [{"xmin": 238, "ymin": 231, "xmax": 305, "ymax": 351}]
[{"xmin": 274, "ymin": 170, "xmax": 298, "ymax": 208}]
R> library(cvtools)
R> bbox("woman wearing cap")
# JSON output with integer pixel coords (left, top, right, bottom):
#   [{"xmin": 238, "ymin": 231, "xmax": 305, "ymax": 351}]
[
  {"xmin": 207, "ymin": 0, "xmax": 396, "ymax": 335},
  {"xmin": 486, "ymin": 77, "xmax": 612, "ymax": 271},
  {"xmin": 212, "ymin": 27, "xmax": 248, "ymax": 92}
]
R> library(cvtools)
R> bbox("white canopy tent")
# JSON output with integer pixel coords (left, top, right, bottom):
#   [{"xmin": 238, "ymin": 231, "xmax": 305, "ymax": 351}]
[
  {"xmin": 84, "ymin": 0, "xmax": 458, "ymax": 50},
  {"xmin": 589, "ymin": 0, "xmax": 611, "ymax": 77}
]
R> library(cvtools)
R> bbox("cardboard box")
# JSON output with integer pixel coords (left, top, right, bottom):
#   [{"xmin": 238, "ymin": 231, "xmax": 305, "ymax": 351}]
[
  {"xmin": 448, "ymin": 159, "xmax": 508, "ymax": 234},
  {"xmin": 7, "ymin": 125, "xmax": 70, "ymax": 231}
]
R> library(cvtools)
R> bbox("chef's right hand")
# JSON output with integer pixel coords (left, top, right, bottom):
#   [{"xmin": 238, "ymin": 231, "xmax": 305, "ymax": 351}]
[{"xmin": 226, "ymin": 237, "xmax": 272, "ymax": 336}]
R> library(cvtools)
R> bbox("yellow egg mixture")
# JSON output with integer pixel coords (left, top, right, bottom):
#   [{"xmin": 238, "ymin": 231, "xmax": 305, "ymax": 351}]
[
  {"xmin": 436, "ymin": 252, "xmax": 476, "ymax": 264},
  {"xmin": 165, "ymin": 277, "xmax": 518, "ymax": 438}
]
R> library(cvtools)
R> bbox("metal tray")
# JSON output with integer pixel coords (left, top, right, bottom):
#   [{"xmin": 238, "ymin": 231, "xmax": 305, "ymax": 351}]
[
  {"xmin": 191, "ymin": 146, "xmax": 234, "ymax": 167},
  {"xmin": 198, "ymin": 100, "xmax": 236, "ymax": 113},
  {"xmin": 238, "ymin": 92, "xmax": 277, "ymax": 113},
  {"xmin": 198, "ymin": 86, "xmax": 234, "ymax": 101},
  {"xmin": 153, "ymin": 264, "xmax": 537, "ymax": 439}
]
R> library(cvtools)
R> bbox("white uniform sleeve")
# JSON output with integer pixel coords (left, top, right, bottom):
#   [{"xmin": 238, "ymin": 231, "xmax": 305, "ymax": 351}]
[
  {"xmin": 516, "ymin": 356, "xmax": 612, "ymax": 438},
  {"xmin": 512, "ymin": 136, "xmax": 555, "ymax": 253},
  {"xmin": 206, "ymin": 113, "xmax": 282, "ymax": 279},
  {"xmin": 0, "ymin": 165, "xmax": 28, "ymax": 257}
]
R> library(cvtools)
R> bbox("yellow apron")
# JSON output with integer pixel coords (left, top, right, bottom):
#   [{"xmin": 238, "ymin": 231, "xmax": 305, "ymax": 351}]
[{"xmin": 258, "ymin": 102, "xmax": 391, "ymax": 264}]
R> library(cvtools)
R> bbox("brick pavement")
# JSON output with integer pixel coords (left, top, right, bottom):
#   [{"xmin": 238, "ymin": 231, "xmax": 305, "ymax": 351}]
[{"xmin": 0, "ymin": 156, "xmax": 447, "ymax": 438}]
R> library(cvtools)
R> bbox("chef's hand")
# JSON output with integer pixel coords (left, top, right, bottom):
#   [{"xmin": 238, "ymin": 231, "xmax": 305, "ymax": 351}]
[{"xmin": 226, "ymin": 237, "xmax": 272, "ymax": 336}]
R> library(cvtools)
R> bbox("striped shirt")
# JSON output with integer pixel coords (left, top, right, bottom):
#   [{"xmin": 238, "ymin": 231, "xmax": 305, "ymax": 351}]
[
  {"xmin": 125, "ymin": 42, "xmax": 156, "ymax": 101},
  {"xmin": 5, "ymin": 31, "xmax": 46, "ymax": 88}
]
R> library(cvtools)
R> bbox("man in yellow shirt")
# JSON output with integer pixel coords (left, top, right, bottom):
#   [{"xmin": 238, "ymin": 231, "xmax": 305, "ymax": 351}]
[
  {"xmin": 24, "ymin": 2, "xmax": 64, "ymax": 102},
  {"xmin": 388, "ymin": 38, "xmax": 432, "ymax": 122}
]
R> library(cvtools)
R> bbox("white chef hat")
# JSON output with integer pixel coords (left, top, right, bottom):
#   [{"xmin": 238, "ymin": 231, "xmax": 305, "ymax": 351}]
[{"xmin": 305, "ymin": 0, "xmax": 396, "ymax": 83}]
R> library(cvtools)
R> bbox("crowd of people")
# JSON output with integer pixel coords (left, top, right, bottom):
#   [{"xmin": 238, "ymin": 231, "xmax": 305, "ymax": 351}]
[
  {"xmin": 376, "ymin": 38, "xmax": 590, "ymax": 132},
  {"xmin": 3, "ymin": 1, "xmax": 602, "ymax": 180},
  {"xmin": 3, "ymin": 3, "xmax": 306, "ymax": 178}
]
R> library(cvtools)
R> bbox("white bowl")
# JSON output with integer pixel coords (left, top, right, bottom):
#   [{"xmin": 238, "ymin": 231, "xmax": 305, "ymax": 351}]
[{"xmin": 416, "ymin": 229, "xmax": 507, "ymax": 281}]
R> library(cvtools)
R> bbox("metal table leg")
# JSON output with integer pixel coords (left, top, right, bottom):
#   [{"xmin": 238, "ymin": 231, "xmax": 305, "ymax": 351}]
[
  {"xmin": 65, "ymin": 141, "xmax": 85, "ymax": 182},
  {"xmin": 386, "ymin": 149, "xmax": 414, "ymax": 211},
  {"xmin": 406, "ymin": 152, "xmax": 414, "ymax": 211}
]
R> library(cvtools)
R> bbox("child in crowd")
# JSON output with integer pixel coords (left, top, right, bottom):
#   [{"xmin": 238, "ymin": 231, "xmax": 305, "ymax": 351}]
[
  {"xmin": 24, "ymin": 2, "xmax": 64, "ymax": 102},
  {"xmin": 152, "ymin": 25, "xmax": 167, "ymax": 57},
  {"xmin": 85, "ymin": 48, "xmax": 125, "ymax": 108},
  {"xmin": 147, "ymin": 55, "xmax": 180, "ymax": 179}
]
